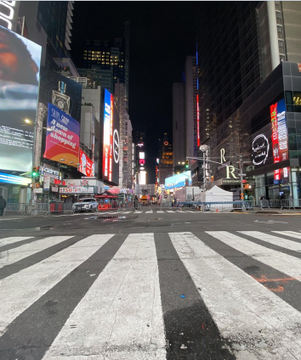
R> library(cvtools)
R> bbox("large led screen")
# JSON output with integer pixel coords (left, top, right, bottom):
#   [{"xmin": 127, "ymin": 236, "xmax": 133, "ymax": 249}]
[
  {"xmin": 0, "ymin": 25, "xmax": 41, "ymax": 172},
  {"xmin": 102, "ymin": 89, "xmax": 119, "ymax": 185},
  {"xmin": 165, "ymin": 171, "xmax": 192, "ymax": 189},
  {"xmin": 250, "ymin": 98, "xmax": 289, "ymax": 182},
  {"xmin": 43, "ymin": 104, "xmax": 80, "ymax": 166}
]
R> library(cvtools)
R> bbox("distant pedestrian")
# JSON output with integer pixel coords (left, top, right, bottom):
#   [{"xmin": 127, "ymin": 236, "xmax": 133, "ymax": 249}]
[
  {"xmin": 134, "ymin": 195, "xmax": 139, "ymax": 210},
  {"xmin": 0, "ymin": 195, "xmax": 6, "ymax": 216}
]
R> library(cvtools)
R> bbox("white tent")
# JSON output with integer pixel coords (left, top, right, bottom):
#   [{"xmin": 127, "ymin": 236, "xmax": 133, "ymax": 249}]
[{"xmin": 200, "ymin": 186, "xmax": 234, "ymax": 211}]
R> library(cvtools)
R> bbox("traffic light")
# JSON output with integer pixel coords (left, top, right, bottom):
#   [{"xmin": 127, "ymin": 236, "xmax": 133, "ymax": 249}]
[
  {"xmin": 32, "ymin": 166, "xmax": 39, "ymax": 178},
  {"xmin": 185, "ymin": 160, "xmax": 189, "ymax": 169}
]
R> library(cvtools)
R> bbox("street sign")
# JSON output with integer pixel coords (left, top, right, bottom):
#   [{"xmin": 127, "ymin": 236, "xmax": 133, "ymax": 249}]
[{"xmin": 238, "ymin": 173, "xmax": 246, "ymax": 176}]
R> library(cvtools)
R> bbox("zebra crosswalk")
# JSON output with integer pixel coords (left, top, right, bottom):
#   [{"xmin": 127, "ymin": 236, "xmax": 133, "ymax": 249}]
[{"xmin": 1, "ymin": 231, "xmax": 301, "ymax": 359}]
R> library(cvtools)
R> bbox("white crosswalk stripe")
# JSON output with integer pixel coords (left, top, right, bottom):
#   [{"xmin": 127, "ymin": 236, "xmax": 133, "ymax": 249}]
[
  {"xmin": 207, "ymin": 231, "xmax": 301, "ymax": 283},
  {"xmin": 43, "ymin": 233, "xmax": 165, "ymax": 359},
  {"xmin": 0, "ymin": 236, "xmax": 32, "ymax": 247},
  {"xmin": 170, "ymin": 232, "xmax": 301, "ymax": 359},
  {"xmin": 0, "ymin": 236, "xmax": 72, "ymax": 268},
  {"xmin": 0, "ymin": 234, "xmax": 114, "ymax": 335},
  {"xmin": 2, "ymin": 230, "xmax": 301, "ymax": 359}
]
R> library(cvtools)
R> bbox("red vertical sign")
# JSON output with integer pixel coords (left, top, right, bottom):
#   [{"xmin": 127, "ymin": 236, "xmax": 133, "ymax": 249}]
[
  {"xmin": 196, "ymin": 94, "xmax": 200, "ymax": 147},
  {"xmin": 270, "ymin": 103, "xmax": 280, "ymax": 181}
]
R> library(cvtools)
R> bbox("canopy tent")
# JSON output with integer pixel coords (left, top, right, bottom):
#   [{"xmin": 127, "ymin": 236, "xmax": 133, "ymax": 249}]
[{"xmin": 201, "ymin": 185, "xmax": 233, "ymax": 203}]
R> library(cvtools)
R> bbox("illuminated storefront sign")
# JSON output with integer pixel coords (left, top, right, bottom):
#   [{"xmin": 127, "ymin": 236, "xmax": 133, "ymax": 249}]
[
  {"xmin": 139, "ymin": 152, "xmax": 145, "ymax": 159},
  {"xmin": 0, "ymin": 172, "xmax": 31, "ymax": 185}
]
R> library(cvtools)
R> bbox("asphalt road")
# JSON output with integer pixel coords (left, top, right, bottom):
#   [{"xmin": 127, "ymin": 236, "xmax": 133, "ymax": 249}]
[{"xmin": 1, "ymin": 207, "xmax": 301, "ymax": 359}]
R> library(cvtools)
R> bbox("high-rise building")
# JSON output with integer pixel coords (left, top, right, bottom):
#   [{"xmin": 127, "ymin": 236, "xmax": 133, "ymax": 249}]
[
  {"xmin": 197, "ymin": 1, "xmax": 301, "ymax": 204},
  {"xmin": 172, "ymin": 82, "xmax": 186, "ymax": 173},
  {"xmin": 158, "ymin": 133, "xmax": 173, "ymax": 185}
]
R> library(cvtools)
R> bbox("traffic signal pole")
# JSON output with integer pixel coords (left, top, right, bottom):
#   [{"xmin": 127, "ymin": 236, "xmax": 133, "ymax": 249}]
[{"xmin": 186, "ymin": 156, "xmax": 245, "ymax": 207}]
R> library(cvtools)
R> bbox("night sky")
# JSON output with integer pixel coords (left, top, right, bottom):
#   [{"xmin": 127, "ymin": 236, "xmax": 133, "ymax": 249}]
[{"xmin": 71, "ymin": 2, "xmax": 207, "ymax": 183}]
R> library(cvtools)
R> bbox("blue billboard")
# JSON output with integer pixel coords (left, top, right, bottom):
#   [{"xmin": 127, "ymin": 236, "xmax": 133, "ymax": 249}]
[{"xmin": 165, "ymin": 171, "xmax": 192, "ymax": 189}]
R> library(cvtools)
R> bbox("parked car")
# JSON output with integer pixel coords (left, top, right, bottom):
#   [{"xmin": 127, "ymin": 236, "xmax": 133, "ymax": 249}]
[{"xmin": 72, "ymin": 198, "xmax": 98, "ymax": 213}]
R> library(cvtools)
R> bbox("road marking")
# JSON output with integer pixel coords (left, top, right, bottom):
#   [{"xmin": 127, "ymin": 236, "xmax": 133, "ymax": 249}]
[
  {"xmin": 43, "ymin": 233, "xmax": 166, "ymax": 359},
  {"xmin": 156, "ymin": 210, "xmax": 164, "ymax": 213},
  {"xmin": 170, "ymin": 231, "xmax": 301, "ymax": 359},
  {"xmin": 254, "ymin": 219, "xmax": 288, "ymax": 224},
  {"xmin": 0, "ymin": 236, "xmax": 73, "ymax": 268},
  {"xmin": 239, "ymin": 231, "xmax": 301, "ymax": 252},
  {"xmin": 206, "ymin": 231, "xmax": 301, "ymax": 286},
  {"xmin": 273, "ymin": 231, "xmax": 301, "ymax": 240},
  {"xmin": 0, "ymin": 234, "xmax": 114, "ymax": 336},
  {"xmin": 0, "ymin": 237, "xmax": 32, "ymax": 247},
  {"xmin": 145, "ymin": 210, "xmax": 153, "ymax": 213}
]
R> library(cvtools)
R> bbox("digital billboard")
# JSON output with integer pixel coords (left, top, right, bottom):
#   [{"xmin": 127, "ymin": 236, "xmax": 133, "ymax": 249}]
[
  {"xmin": 0, "ymin": 25, "xmax": 41, "ymax": 172},
  {"xmin": 43, "ymin": 104, "xmax": 80, "ymax": 167},
  {"xmin": 165, "ymin": 171, "xmax": 192, "ymax": 189},
  {"xmin": 79, "ymin": 150, "xmax": 94, "ymax": 177},
  {"xmin": 250, "ymin": 98, "xmax": 289, "ymax": 183},
  {"xmin": 270, "ymin": 98, "xmax": 288, "ymax": 181},
  {"xmin": 102, "ymin": 89, "xmax": 119, "ymax": 185}
]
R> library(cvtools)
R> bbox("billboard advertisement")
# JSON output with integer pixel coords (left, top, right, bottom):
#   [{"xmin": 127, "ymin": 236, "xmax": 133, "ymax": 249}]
[
  {"xmin": 250, "ymin": 98, "xmax": 289, "ymax": 183},
  {"xmin": 270, "ymin": 98, "xmax": 289, "ymax": 181},
  {"xmin": 102, "ymin": 89, "xmax": 119, "ymax": 185},
  {"xmin": 39, "ymin": 69, "xmax": 82, "ymax": 121},
  {"xmin": 165, "ymin": 171, "xmax": 192, "ymax": 190},
  {"xmin": 0, "ymin": 25, "xmax": 41, "ymax": 172},
  {"xmin": 79, "ymin": 150, "xmax": 94, "ymax": 177},
  {"xmin": 43, "ymin": 104, "xmax": 80, "ymax": 166}
]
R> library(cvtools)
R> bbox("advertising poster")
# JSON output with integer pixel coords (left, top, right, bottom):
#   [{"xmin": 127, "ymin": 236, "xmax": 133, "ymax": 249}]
[
  {"xmin": 79, "ymin": 150, "xmax": 94, "ymax": 177},
  {"xmin": 43, "ymin": 104, "xmax": 80, "ymax": 166},
  {"xmin": 0, "ymin": 25, "xmax": 41, "ymax": 172},
  {"xmin": 102, "ymin": 89, "xmax": 120, "ymax": 185}
]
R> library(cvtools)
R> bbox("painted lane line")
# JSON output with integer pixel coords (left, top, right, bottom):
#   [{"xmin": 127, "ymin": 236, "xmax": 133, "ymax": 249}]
[
  {"xmin": 122, "ymin": 211, "xmax": 133, "ymax": 214},
  {"xmin": 134, "ymin": 210, "xmax": 143, "ymax": 214},
  {"xmin": 43, "ymin": 233, "xmax": 166, "ymax": 360},
  {"xmin": 156, "ymin": 210, "xmax": 164, "ymax": 213},
  {"xmin": 145, "ymin": 210, "xmax": 153, "ymax": 213},
  {"xmin": 0, "ymin": 234, "xmax": 114, "ymax": 336},
  {"xmin": 0, "ymin": 236, "xmax": 73, "ymax": 268},
  {"xmin": 0, "ymin": 237, "xmax": 32, "ymax": 247},
  {"xmin": 166, "ymin": 210, "xmax": 174, "ymax": 213},
  {"xmin": 239, "ymin": 231, "xmax": 301, "ymax": 252},
  {"xmin": 206, "ymin": 231, "xmax": 301, "ymax": 287},
  {"xmin": 171, "ymin": 232, "xmax": 301, "ymax": 359}
]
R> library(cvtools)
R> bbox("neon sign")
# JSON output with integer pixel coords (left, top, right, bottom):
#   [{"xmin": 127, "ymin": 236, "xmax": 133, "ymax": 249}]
[{"xmin": 197, "ymin": 94, "xmax": 200, "ymax": 147}]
